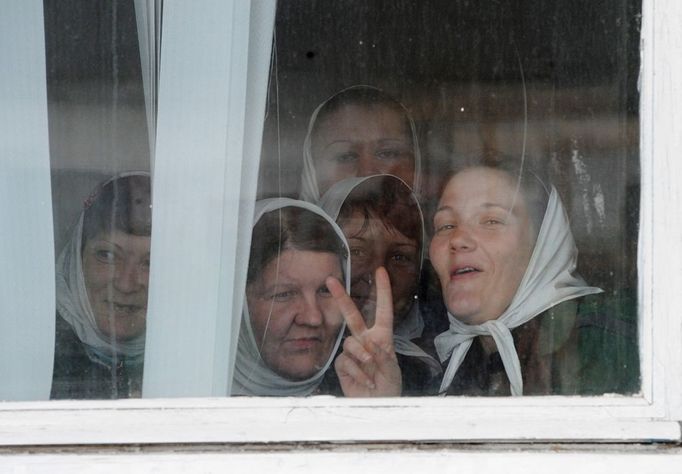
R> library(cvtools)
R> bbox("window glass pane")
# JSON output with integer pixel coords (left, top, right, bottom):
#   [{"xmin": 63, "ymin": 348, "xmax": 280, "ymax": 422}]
[
  {"xmin": 244, "ymin": 0, "xmax": 642, "ymax": 397},
  {"xmin": 35, "ymin": 0, "xmax": 642, "ymax": 401},
  {"xmin": 45, "ymin": 0, "xmax": 152, "ymax": 399}
]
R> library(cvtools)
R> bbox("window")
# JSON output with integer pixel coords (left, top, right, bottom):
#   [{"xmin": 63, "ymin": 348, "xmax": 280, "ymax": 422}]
[{"xmin": 2, "ymin": 0, "xmax": 682, "ymax": 458}]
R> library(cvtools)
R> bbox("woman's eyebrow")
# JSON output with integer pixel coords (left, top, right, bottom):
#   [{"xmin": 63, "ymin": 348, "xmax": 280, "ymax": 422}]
[
  {"xmin": 391, "ymin": 242, "xmax": 419, "ymax": 249},
  {"xmin": 92, "ymin": 239, "xmax": 123, "ymax": 251},
  {"xmin": 322, "ymin": 139, "xmax": 353, "ymax": 150},
  {"xmin": 376, "ymin": 138, "xmax": 409, "ymax": 145},
  {"xmin": 259, "ymin": 282, "xmax": 296, "ymax": 295},
  {"xmin": 481, "ymin": 202, "xmax": 516, "ymax": 214}
]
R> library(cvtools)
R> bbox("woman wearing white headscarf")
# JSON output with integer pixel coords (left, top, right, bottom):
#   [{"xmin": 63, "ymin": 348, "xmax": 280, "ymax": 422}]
[
  {"xmin": 231, "ymin": 199, "xmax": 351, "ymax": 396},
  {"xmin": 429, "ymin": 159, "xmax": 633, "ymax": 396},
  {"xmin": 321, "ymin": 156, "xmax": 639, "ymax": 396},
  {"xmin": 300, "ymin": 85, "xmax": 422, "ymax": 203},
  {"xmin": 51, "ymin": 172, "xmax": 152, "ymax": 399},
  {"xmin": 319, "ymin": 175, "xmax": 442, "ymax": 395}
]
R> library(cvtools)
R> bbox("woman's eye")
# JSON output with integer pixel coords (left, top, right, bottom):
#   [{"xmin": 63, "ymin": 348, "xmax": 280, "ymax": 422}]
[
  {"xmin": 375, "ymin": 148, "xmax": 403, "ymax": 161},
  {"xmin": 318, "ymin": 285, "xmax": 332, "ymax": 297},
  {"xmin": 434, "ymin": 223, "xmax": 455, "ymax": 234},
  {"xmin": 94, "ymin": 249, "xmax": 116, "ymax": 263},
  {"xmin": 389, "ymin": 253, "xmax": 416, "ymax": 267},
  {"xmin": 271, "ymin": 290, "xmax": 297, "ymax": 302},
  {"xmin": 482, "ymin": 218, "xmax": 505, "ymax": 226},
  {"xmin": 350, "ymin": 247, "xmax": 367, "ymax": 258},
  {"xmin": 333, "ymin": 152, "xmax": 358, "ymax": 164}
]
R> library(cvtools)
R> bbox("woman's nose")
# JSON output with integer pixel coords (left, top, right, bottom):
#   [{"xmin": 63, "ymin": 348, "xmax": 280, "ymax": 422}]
[
  {"xmin": 449, "ymin": 225, "xmax": 476, "ymax": 252},
  {"xmin": 294, "ymin": 295, "xmax": 324, "ymax": 326},
  {"xmin": 114, "ymin": 261, "xmax": 144, "ymax": 293},
  {"xmin": 357, "ymin": 152, "xmax": 379, "ymax": 176}
]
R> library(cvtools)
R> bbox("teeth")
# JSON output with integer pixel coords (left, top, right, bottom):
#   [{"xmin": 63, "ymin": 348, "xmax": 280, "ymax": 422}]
[
  {"xmin": 112, "ymin": 303, "xmax": 140, "ymax": 314},
  {"xmin": 455, "ymin": 267, "xmax": 476, "ymax": 275}
]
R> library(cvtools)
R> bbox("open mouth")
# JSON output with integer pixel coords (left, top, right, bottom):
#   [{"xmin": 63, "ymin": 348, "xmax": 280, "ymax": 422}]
[{"xmin": 450, "ymin": 266, "xmax": 481, "ymax": 278}]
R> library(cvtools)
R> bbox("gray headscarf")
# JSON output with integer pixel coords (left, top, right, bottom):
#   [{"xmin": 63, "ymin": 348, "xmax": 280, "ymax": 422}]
[
  {"xmin": 231, "ymin": 198, "xmax": 351, "ymax": 396},
  {"xmin": 55, "ymin": 171, "xmax": 151, "ymax": 362},
  {"xmin": 319, "ymin": 175, "xmax": 441, "ymax": 376},
  {"xmin": 434, "ymin": 186, "xmax": 603, "ymax": 396},
  {"xmin": 300, "ymin": 85, "xmax": 422, "ymax": 202}
]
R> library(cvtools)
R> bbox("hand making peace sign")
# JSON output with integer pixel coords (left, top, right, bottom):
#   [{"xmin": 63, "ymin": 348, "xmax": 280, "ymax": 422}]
[{"xmin": 326, "ymin": 266, "xmax": 402, "ymax": 397}]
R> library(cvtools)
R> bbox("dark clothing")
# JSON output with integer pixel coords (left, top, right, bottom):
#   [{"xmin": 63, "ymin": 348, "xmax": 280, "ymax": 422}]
[
  {"xmin": 51, "ymin": 315, "xmax": 143, "ymax": 399},
  {"xmin": 316, "ymin": 338, "xmax": 441, "ymax": 396},
  {"xmin": 398, "ymin": 351, "xmax": 441, "ymax": 396},
  {"xmin": 441, "ymin": 294, "xmax": 639, "ymax": 396}
]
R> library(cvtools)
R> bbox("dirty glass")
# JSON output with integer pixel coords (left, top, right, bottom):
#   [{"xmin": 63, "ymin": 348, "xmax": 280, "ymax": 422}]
[
  {"xmin": 248, "ymin": 0, "xmax": 642, "ymax": 397},
  {"xmin": 36, "ymin": 0, "xmax": 641, "ymax": 400}
]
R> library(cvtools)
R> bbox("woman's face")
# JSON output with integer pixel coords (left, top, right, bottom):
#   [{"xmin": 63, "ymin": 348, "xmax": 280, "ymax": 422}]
[
  {"xmin": 246, "ymin": 249, "xmax": 344, "ymax": 381},
  {"xmin": 429, "ymin": 168, "xmax": 536, "ymax": 325},
  {"xmin": 341, "ymin": 210, "xmax": 420, "ymax": 328},
  {"xmin": 311, "ymin": 104, "xmax": 415, "ymax": 195},
  {"xmin": 82, "ymin": 229, "xmax": 151, "ymax": 341}
]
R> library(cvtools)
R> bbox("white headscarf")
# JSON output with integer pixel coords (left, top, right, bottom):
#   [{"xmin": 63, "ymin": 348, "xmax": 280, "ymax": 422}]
[
  {"xmin": 434, "ymin": 186, "xmax": 603, "ymax": 396},
  {"xmin": 299, "ymin": 85, "xmax": 422, "ymax": 202},
  {"xmin": 55, "ymin": 171, "xmax": 150, "ymax": 361},
  {"xmin": 231, "ymin": 198, "xmax": 351, "ymax": 396},
  {"xmin": 318, "ymin": 175, "xmax": 441, "ymax": 376}
]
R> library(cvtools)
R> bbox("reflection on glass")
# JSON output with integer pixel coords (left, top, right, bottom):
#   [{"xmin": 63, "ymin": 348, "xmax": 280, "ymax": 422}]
[{"xmin": 259, "ymin": 0, "xmax": 642, "ymax": 396}]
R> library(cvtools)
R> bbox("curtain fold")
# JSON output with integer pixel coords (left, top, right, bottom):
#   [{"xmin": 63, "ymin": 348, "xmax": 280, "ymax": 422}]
[
  {"xmin": 142, "ymin": 0, "xmax": 276, "ymax": 397},
  {"xmin": 133, "ymin": 0, "xmax": 163, "ymax": 175}
]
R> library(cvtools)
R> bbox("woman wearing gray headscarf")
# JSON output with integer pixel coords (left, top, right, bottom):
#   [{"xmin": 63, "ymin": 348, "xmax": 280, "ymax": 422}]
[
  {"xmin": 319, "ymin": 175, "xmax": 442, "ymax": 395},
  {"xmin": 300, "ymin": 85, "xmax": 422, "ymax": 202},
  {"xmin": 231, "ymin": 199, "xmax": 351, "ymax": 396},
  {"xmin": 51, "ymin": 172, "xmax": 152, "ymax": 399}
]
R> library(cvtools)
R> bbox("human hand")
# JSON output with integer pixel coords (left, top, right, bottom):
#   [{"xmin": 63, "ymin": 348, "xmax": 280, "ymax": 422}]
[{"xmin": 326, "ymin": 267, "xmax": 402, "ymax": 397}]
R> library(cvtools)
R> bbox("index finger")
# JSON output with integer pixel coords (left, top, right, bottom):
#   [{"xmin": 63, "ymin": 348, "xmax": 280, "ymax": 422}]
[
  {"xmin": 326, "ymin": 276, "xmax": 368, "ymax": 337},
  {"xmin": 372, "ymin": 267, "xmax": 394, "ymax": 333}
]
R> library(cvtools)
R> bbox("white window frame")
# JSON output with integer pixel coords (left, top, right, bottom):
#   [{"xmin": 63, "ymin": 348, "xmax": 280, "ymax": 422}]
[{"xmin": 2, "ymin": 0, "xmax": 682, "ymax": 450}]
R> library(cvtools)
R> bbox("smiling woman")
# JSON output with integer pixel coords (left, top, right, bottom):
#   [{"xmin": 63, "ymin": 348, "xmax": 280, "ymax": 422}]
[
  {"xmin": 51, "ymin": 172, "xmax": 152, "ymax": 399},
  {"xmin": 429, "ymin": 158, "xmax": 638, "ymax": 396}
]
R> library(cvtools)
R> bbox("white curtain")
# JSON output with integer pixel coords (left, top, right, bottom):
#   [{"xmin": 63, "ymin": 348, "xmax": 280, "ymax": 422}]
[
  {"xmin": 142, "ymin": 0, "xmax": 277, "ymax": 397},
  {"xmin": 134, "ymin": 0, "xmax": 163, "ymax": 174},
  {"xmin": 0, "ymin": 1, "xmax": 55, "ymax": 400}
]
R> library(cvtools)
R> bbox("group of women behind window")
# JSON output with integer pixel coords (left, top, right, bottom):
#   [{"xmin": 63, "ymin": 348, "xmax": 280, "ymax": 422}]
[{"xmin": 51, "ymin": 86, "xmax": 639, "ymax": 399}]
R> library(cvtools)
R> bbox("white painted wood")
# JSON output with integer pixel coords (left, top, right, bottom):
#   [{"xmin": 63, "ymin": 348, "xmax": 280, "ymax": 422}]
[
  {"xmin": 648, "ymin": 0, "xmax": 682, "ymax": 422},
  {"xmin": 0, "ymin": 396, "xmax": 677, "ymax": 445},
  {"xmin": 0, "ymin": 0, "xmax": 55, "ymax": 401},
  {"xmin": 2, "ymin": 449, "xmax": 682, "ymax": 474}
]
